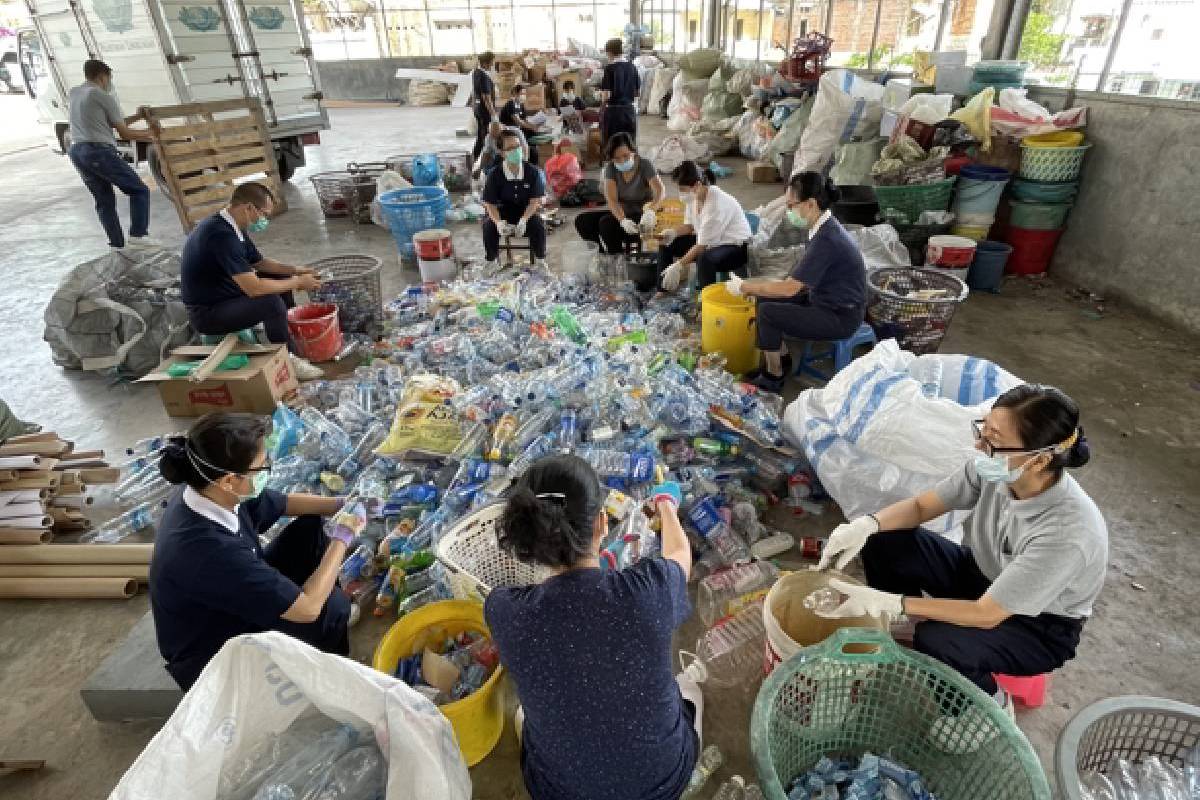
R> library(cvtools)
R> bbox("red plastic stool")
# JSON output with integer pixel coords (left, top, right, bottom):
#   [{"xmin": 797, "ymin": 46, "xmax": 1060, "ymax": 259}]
[{"xmin": 995, "ymin": 673, "xmax": 1050, "ymax": 708}]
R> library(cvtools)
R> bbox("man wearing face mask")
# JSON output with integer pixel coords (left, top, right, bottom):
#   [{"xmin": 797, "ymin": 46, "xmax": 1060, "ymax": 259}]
[
  {"xmin": 731, "ymin": 171, "xmax": 867, "ymax": 394},
  {"xmin": 813, "ymin": 384, "xmax": 1106, "ymax": 741},
  {"xmin": 149, "ymin": 412, "xmax": 354, "ymax": 691},
  {"xmin": 480, "ymin": 130, "xmax": 548, "ymax": 272},
  {"xmin": 499, "ymin": 84, "xmax": 544, "ymax": 165},
  {"xmin": 67, "ymin": 59, "xmax": 155, "ymax": 250},
  {"xmin": 181, "ymin": 182, "xmax": 325, "ymax": 380}
]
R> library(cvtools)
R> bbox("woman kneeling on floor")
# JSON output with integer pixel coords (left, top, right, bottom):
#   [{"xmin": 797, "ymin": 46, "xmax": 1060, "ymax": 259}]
[
  {"xmin": 815, "ymin": 385, "xmax": 1106, "ymax": 728},
  {"xmin": 484, "ymin": 455, "xmax": 706, "ymax": 800},
  {"xmin": 149, "ymin": 412, "xmax": 352, "ymax": 691}
]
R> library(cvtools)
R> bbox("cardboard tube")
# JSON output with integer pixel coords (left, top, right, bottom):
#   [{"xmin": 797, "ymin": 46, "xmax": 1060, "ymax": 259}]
[
  {"xmin": 78, "ymin": 468, "xmax": 120, "ymax": 485},
  {"xmin": 0, "ymin": 455, "xmax": 43, "ymax": 470},
  {"xmin": 0, "ymin": 563, "xmax": 147, "ymax": 579},
  {"xmin": 0, "ymin": 529, "xmax": 52, "ymax": 544},
  {"xmin": 0, "ymin": 489, "xmax": 48, "ymax": 504},
  {"xmin": 0, "ymin": 515, "xmax": 54, "ymax": 529},
  {"xmin": 4, "ymin": 432, "xmax": 60, "ymax": 445},
  {"xmin": 0, "ymin": 502, "xmax": 47, "ymax": 519},
  {"xmin": 50, "ymin": 495, "xmax": 94, "ymax": 509},
  {"xmin": 0, "ymin": 544, "xmax": 153, "ymax": 564},
  {"xmin": 0, "ymin": 577, "xmax": 137, "ymax": 599},
  {"xmin": 0, "ymin": 441, "xmax": 69, "ymax": 457}
]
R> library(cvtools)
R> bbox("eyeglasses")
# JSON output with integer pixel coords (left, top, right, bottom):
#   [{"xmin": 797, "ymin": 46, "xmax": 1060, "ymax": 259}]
[
  {"xmin": 242, "ymin": 460, "xmax": 272, "ymax": 475},
  {"xmin": 971, "ymin": 420, "xmax": 1043, "ymax": 458}
]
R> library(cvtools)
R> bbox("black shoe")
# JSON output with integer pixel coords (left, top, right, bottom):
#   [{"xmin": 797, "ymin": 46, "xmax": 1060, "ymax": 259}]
[
  {"xmin": 751, "ymin": 371, "xmax": 787, "ymax": 394},
  {"xmin": 743, "ymin": 355, "xmax": 791, "ymax": 382}
]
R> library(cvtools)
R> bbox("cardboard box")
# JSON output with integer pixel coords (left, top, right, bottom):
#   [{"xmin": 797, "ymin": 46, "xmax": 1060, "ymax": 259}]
[
  {"xmin": 524, "ymin": 82, "xmax": 546, "ymax": 112},
  {"xmin": 139, "ymin": 341, "xmax": 298, "ymax": 417},
  {"xmin": 748, "ymin": 161, "xmax": 780, "ymax": 183},
  {"xmin": 585, "ymin": 126, "xmax": 603, "ymax": 168},
  {"xmin": 535, "ymin": 141, "xmax": 555, "ymax": 164}
]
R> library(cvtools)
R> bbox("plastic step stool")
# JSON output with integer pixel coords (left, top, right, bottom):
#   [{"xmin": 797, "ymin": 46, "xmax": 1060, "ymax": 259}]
[
  {"xmin": 794, "ymin": 322, "xmax": 878, "ymax": 382},
  {"xmin": 995, "ymin": 672, "xmax": 1050, "ymax": 708}
]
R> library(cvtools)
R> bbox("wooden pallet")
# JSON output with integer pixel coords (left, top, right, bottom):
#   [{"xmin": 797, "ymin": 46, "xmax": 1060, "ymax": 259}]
[{"xmin": 140, "ymin": 98, "xmax": 287, "ymax": 232}]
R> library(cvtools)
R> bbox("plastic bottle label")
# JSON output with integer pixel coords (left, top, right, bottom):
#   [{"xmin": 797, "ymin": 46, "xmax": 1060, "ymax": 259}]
[{"xmin": 686, "ymin": 498, "xmax": 722, "ymax": 537}]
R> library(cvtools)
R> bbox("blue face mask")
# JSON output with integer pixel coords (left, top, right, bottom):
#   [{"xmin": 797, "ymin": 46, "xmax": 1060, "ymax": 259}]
[
  {"xmin": 974, "ymin": 454, "xmax": 1026, "ymax": 484},
  {"xmin": 614, "ymin": 157, "xmax": 635, "ymax": 173}
]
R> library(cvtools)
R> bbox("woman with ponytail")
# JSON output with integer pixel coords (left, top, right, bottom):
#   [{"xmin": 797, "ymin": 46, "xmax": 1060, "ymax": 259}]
[
  {"xmin": 149, "ymin": 412, "xmax": 352, "ymax": 690},
  {"xmin": 813, "ymin": 385, "xmax": 1106, "ymax": 727},
  {"xmin": 484, "ymin": 455, "xmax": 705, "ymax": 800},
  {"xmin": 731, "ymin": 170, "xmax": 867, "ymax": 394}
]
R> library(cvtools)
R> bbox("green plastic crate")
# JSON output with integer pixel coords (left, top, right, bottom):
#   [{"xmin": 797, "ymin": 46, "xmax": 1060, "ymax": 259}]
[
  {"xmin": 751, "ymin": 628, "xmax": 1051, "ymax": 800},
  {"xmin": 872, "ymin": 179, "xmax": 957, "ymax": 226}
]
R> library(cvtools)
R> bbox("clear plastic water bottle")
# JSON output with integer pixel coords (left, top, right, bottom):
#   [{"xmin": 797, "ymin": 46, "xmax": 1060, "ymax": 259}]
[
  {"xmin": 680, "ymin": 745, "xmax": 724, "ymax": 799},
  {"xmin": 714, "ymin": 777, "xmax": 747, "ymax": 800},
  {"xmin": 579, "ymin": 448, "xmax": 656, "ymax": 483},
  {"xmin": 298, "ymin": 407, "xmax": 353, "ymax": 462},
  {"xmin": 507, "ymin": 433, "xmax": 557, "ymax": 479},
  {"xmin": 395, "ymin": 581, "xmax": 451, "ymax": 617},
  {"xmin": 697, "ymin": 561, "xmax": 780, "ymax": 627},
  {"xmin": 803, "ymin": 587, "xmax": 843, "ymax": 614},
  {"xmin": 125, "ymin": 434, "xmax": 177, "ymax": 457},
  {"xmin": 695, "ymin": 602, "xmax": 766, "ymax": 688},
  {"xmin": 117, "ymin": 472, "xmax": 172, "ymax": 506},
  {"xmin": 450, "ymin": 421, "xmax": 489, "ymax": 460},
  {"xmin": 559, "ymin": 408, "xmax": 579, "ymax": 452},
  {"xmin": 336, "ymin": 420, "xmax": 387, "ymax": 479},
  {"xmin": 82, "ymin": 502, "xmax": 160, "ymax": 543},
  {"xmin": 113, "ymin": 460, "xmax": 162, "ymax": 498},
  {"xmin": 508, "ymin": 407, "xmax": 557, "ymax": 458},
  {"xmin": 909, "ymin": 358, "xmax": 944, "ymax": 400}
]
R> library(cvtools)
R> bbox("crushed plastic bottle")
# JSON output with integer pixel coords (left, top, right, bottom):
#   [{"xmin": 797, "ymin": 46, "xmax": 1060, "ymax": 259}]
[
  {"xmin": 697, "ymin": 561, "xmax": 780, "ymax": 626},
  {"xmin": 680, "ymin": 745, "xmax": 724, "ymax": 800},
  {"xmin": 714, "ymin": 776, "xmax": 747, "ymax": 800},
  {"xmin": 81, "ymin": 502, "xmax": 162, "ymax": 543},
  {"xmin": 803, "ymin": 587, "xmax": 842, "ymax": 615},
  {"xmin": 695, "ymin": 602, "xmax": 766, "ymax": 687}
]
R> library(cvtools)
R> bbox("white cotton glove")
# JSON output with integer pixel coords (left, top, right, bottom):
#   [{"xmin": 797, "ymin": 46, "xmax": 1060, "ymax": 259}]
[
  {"xmin": 640, "ymin": 209, "xmax": 657, "ymax": 231},
  {"xmin": 620, "ymin": 218, "xmax": 639, "ymax": 236},
  {"xmin": 660, "ymin": 228, "xmax": 677, "ymax": 246},
  {"xmin": 726, "ymin": 274, "xmax": 744, "ymax": 296},
  {"xmin": 816, "ymin": 515, "xmax": 880, "ymax": 571},
  {"xmin": 815, "ymin": 578, "xmax": 903, "ymax": 620},
  {"xmin": 514, "ymin": 218, "xmax": 527, "ymax": 238},
  {"xmin": 661, "ymin": 261, "xmax": 684, "ymax": 291}
]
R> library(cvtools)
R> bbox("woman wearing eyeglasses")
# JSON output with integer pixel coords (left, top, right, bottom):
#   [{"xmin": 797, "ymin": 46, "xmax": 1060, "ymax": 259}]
[
  {"xmin": 149, "ymin": 412, "xmax": 353, "ymax": 691},
  {"xmin": 813, "ymin": 384, "xmax": 1106, "ymax": 716}
]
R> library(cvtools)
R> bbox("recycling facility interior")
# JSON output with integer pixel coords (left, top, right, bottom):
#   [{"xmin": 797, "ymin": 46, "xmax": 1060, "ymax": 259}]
[{"xmin": 0, "ymin": 104, "xmax": 1196, "ymax": 800}]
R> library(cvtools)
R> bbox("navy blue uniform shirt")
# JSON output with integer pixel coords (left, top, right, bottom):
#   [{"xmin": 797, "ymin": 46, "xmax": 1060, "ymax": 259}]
[
  {"xmin": 181, "ymin": 213, "xmax": 264, "ymax": 307},
  {"xmin": 791, "ymin": 215, "xmax": 868, "ymax": 311},
  {"xmin": 472, "ymin": 67, "xmax": 495, "ymax": 116},
  {"xmin": 149, "ymin": 488, "xmax": 298, "ymax": 689},
  {"xmin": 600, "ymin": 60, "xmax": 640, "ymax": 105},
  {"xmin": 481, "ymin": 161, "xmax": 545, "ymax": 212},
  {"xmin": 484, "ymin": 558, "xmax": 698, "ymax": 800},
  {"xmin": 499, "ymin": 99, "xmax": 526, "ymax": 129}
]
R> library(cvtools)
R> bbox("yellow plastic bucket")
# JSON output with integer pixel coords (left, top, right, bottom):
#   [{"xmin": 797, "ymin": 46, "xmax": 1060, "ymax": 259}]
[
  {"xmin": 701, "ymin": 284, "xmax": 759, "ymax": 375},
  {"xmin": 372, "ymin": 599, "xmax": 505, "ymax": 766}
]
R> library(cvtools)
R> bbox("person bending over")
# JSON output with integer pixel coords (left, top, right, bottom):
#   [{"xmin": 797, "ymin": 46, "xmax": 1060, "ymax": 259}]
[
  {"xmin": 149, "ymin": 412, "xmax": 353, "ymax": 691},
  {"xmin": 731, "ymin": 171, "xmax": 866, "ymax": 394},
  {"xmin": 573, "ymin": 133, "xmax": 665, "ymax": 255},
  {"xmin": 180, "ymin": 181, "xmax": 325, "ymax": 381},
  {"xmin": 658, "ymin": 161, "xmax": 751, "ymax": 292},
  {"xmin": 480, "ymin": 131, "xmax": 547, "ymax": 272},
  {"xmin": 816, "ymin": 385, "xmax": 1105, "ymax": 730},
  {"xmin": 485, "ymin": 455, "xmax": 705, "ymax": 800}
]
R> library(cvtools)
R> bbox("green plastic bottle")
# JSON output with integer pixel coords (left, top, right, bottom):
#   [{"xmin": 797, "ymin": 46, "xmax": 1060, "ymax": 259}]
[
  {"xmin": 550, "ymin": 306, "xmax": 587, "ymax": 345},
  {"xmin": 605, "ymin": 329, "xmax": 649, "ymax": 352},
  {"xmin": 693, "ymin": 437, "xmax": 738, "ymax": 457}
]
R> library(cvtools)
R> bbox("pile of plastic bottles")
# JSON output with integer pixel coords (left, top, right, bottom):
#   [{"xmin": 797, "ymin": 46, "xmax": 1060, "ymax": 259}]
[
  {"xmin": 391, "ymin": 629, "xmax": 500, "ymax": 705},
  {"xmin": 787, "ymin": 754, "xmax": 939, "ymax": 800},
  {"xmin": 1079, "ymin": 753, "xmax": 1200, "ymax": 800}
]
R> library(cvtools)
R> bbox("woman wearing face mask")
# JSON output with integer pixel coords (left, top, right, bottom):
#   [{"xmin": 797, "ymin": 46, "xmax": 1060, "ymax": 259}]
[
  {"xmin": 657, "ymin": 160, "xmax": 751, "ymax": 292},
  {"xmin": 572, "ymin": 132, "xmax": 665, "ymax": 255},
  {"xmin": 499, "ymin": 84, "xmax": 544, "ymax": 165},
  {"xmin": 149, "ymin": 412, "xmax": 353, "ymax": 691},
  {"xmin": 485, "ymin": 455, "xmax": 705, "ymax": 800},
  {"xmin": 731, "ymin": 171, "xmax": 866, "ymax": 394},
  {"xmin": 814, "ymin": 384, "xmax": 1106, "ymax": 719},
  {"xmin": 558, "ymin": 79, "xmax": 585, "ymax": 112}
]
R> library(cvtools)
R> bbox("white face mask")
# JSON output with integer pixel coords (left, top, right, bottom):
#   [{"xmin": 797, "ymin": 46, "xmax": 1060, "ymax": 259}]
[
  {"xmin": 563, "ymin": 92, "xmax": 576, "ymax": 102},
  {"xmin": 974, "ymin": 453, "xmax": 1026, "ymax": 484}
]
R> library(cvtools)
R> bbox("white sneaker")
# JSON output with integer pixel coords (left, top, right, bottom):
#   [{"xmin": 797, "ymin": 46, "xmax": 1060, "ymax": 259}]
[
  {"xmin": 291, "ymin": 355, "xmax": 324, "ymax": 381},
  {"xmin": 533, "ymin": 258, "xmax": 549, "ymax": 270}
]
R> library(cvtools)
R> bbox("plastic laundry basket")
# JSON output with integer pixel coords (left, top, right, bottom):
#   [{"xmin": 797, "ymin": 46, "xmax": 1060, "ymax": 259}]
[
  {"xmin": 1019, "ymin": 144, "xmax": 1091, "ymax": 182},
  {"xmin": 372, "ymin": 599, "xmax": 505, "ymax": 767},
  {"xmin": 1055, "ymin": 696, "xmax": 1200, "ymax": 799},
  {"xmin": 435, "ymin": 502, "xmax": 555, "ymax": 597},
  {"xmin": 872, "ymin": 179, "xmax": 957, "ymax": 226},
  {"xmin": 308, "ymin": 254, "xmax": 383, "ymax": 334},
  {"xmin": 752, "ymin": 628, "xmax": 1051, "ymax": 800},
  {"xmin": 866, "ymin": 268, "xmax": 969, "ymax": 355}
]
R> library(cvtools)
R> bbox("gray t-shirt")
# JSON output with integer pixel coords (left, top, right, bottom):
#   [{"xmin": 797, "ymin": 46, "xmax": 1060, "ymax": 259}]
[
  {"xmin": 68, "ymin": 83, "xmax": 123, "ymax": 146},
  {"xmin": 934, "ymin": 461, "xmax": 1107, "ymax": 618},
  {"xmin": 603, "ymin": 156, "xmax": 658, "ymax": 217}
]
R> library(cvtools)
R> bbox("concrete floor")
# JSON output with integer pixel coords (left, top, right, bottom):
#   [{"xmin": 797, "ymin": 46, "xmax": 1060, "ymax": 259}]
[{"xmin": 0, "ymin": 102, "xmax": 1197, "ymax": 800}]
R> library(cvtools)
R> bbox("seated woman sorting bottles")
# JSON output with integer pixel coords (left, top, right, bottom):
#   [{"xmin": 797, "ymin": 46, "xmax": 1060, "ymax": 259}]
[
  {"xmin": 814, "ymin": 385, "xmax": 1105, "ymax": 738},
  {"xmin": 730, "ymin": 172, "xmax": 866, "ymax": 394},
  {"xmin": 573, "ymin": 132, "xmax": 665, "ymax": 255},
  {"xmin": 484, "ymin": 455, "xmax": 707, "ymax": 800},
  {"xmin": 148, "ymin": 412, "xmax": 353, "ymax": 691},
  {"xmin": 480, "ymin": 129, "xmax": 548, "ymax": 272},
  {"xmin": 657, "ymin": 161, "xmax": 751, "ymax": 292}
]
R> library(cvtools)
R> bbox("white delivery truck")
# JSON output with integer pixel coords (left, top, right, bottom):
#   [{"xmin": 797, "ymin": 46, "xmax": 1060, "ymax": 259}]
[{"xmin": 17, "ymin": 0, "xmax": 328, "ymax": 188}]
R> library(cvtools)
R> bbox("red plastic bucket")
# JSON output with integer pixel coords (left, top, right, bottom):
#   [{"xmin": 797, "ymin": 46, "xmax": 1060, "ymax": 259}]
[
  {"xmin": 286, "ymin": 303, "xmax": 343, "ymax": 362},
  {"xmin": 925, "ymin": 235, "xmax": 978, "ymax": 268},
  {"xmin": 1005, "ymin": 226, "xmax": 1064, "ymax": 275},
  {"xmin": 413, "ymin": 228, "xmax": 454, "ymax": 261}
]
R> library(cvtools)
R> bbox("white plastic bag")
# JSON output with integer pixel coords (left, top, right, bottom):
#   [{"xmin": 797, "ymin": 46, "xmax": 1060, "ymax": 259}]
[
  {"xmin": 648, "ymin": 134, "xmax": 708, "ymax": 173},
  {"xmin": 667, "ymin": 72, "xmax": 709, "ymax": 131},
  {"xmin": 794, "ymin": 69, "xmax": 886, "ymax": 175},
  {"xmin": 648, "ymin": 67, "xmax": 678, "ymax": 114},
  {"xmin": 765, "ymin": 96, "xmax": 814, "ymax": 173},
  {"xmin": 372, "ymin": 170, "xmax": 413, "ymax": 228},
  {"xmin": 997, "ymin": 87, "xmax": 1051, "ymax": 121},
  {"xmin": 109, "ymin": 632, "xmax": 471, "ymax": 800},
  {"xmin": 782, "ymin": 340, "xmax": 1021, "ymax": 539},
  {"xmin": 852, "ymin": 224, "xmax": 911, "ymax": 268},
  {"xmin": 897, "ymin": 93, "xmax": 954, "ymax": 125}
]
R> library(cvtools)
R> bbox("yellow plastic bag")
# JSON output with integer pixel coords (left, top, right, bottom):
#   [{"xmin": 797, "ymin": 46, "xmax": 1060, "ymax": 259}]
[
  {"xmin": 377, "ymin": 401, "xmax": 463, "ymax": 456},
  {"xmin": 950, "ymin": 88, "xmax": 994, "ymax": 151}
]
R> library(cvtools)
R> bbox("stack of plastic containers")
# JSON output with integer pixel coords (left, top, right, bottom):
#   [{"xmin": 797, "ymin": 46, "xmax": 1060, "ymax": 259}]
[
  {"xmin": 969, "ymin": 60, "xmax": 1028, "ymax": 96},
  {"xmin": 951, "ymin": 164, "xmax": 1010, "ymax": 241},
  {"xmin": 1004, "ymin": 130, "xmax": 1090, "ymax": 275}
]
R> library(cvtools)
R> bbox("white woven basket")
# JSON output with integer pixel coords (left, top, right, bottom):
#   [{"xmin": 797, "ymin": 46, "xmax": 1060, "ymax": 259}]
[{"xmin": 435, "ymin": 502, "xmax": 555, "ymax": 596}]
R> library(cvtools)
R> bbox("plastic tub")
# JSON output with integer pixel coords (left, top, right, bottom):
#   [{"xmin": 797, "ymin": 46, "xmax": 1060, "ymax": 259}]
[
  {"xmin": 866, "ymin": 268, "xmax": 969, "ymax": 354},
  {"xmin": 926, "ymin": 235, "xmax": 977, "ymax": 267},
  {"xmin": 958, "ymin": 164, "xmax": 1011, "ymax": 182},
  {"xmin": 761, "ymin": 570, "xmax": 886, "ymax": 675},
  {"xmin": 372, "ymin": 599, "xmax": 505, "ymax": 767},
  {"xmin": 701, "ymin": 283, "xmax": 759, "ymax": 375},
  {"xmin": 1010, "ymin": 178, "xmax": 1079, "ymax": 204},
  {"xmin": 954, "ymin": 176, "xmax": 1008, "ymax": 217},
  {"xmin": 286, "ymin": 303, "xmax": 343, "ymax": 362},
  {"xmin": 968, "ymin": 240, "xmax": 1012, "ymax": 292},
  {"xmin": 1024, "ymin": 130, "xmax": 1085, "ymax": 148},
  {"xmin": 1019, "ymin": 144, "xmax": 1091, "ymax": 182},
  {"xmin": 952, "ymin": 224, "xmax": 992, "ymax": 241},
  {"xmin": 1005, "ymin": 226, "xmax": 1064, "ymax": 275},
  {"xmin": 1008, "ymin": 200, "xmax": 1072, "ymax": 230}
]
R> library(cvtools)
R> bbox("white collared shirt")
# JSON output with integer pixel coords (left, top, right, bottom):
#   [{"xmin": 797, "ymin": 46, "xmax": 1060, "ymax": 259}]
[
  {"xmin": 502, "ymin": 160, "xmax": 525, "ymax": 181},
  {"xmin": 219, "ymin": 208, "xmax": 245, "ymax": 242},
  {"xmin": 683, "ymin": 186, "xmax": 752, "ymax": 247},
  {"xmin": 183, "ymin": 485, "xmax": 241, "ymax": 535},
  {"xmin": 808, "ymin": 209, "xmax": 832, "ymax": 239}
]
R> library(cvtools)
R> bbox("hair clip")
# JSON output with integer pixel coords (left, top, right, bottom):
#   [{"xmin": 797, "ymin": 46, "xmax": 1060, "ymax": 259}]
[{"xmin": 535, "ymin": 492, "xmax": 566, "ymax": 501}]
